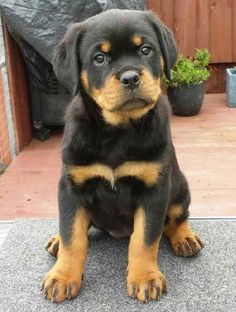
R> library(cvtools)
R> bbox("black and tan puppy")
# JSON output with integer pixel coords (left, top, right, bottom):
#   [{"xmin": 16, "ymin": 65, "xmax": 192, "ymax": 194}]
[{"xmin": 42, "ymin": 9, "xmax": 204, "ymax": 303}]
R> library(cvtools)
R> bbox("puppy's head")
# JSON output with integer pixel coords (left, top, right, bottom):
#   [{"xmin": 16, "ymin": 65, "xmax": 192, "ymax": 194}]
[{"xmin": 54, "ymin": 10, "xmax": 177, "ymax": 124}]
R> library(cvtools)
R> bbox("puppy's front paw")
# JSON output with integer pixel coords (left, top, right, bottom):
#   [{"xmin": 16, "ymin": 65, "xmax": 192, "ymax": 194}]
[
  {"xmin": 44, "ymin": 235, "xmax": 60, "ymax": 258},
  {"xmin": 127, "ymin": 269, "xmax": 167, "ymax": 302},
  {"xmin": 42, "ymin": 266, "xmax": 82, "ymax": 303}
]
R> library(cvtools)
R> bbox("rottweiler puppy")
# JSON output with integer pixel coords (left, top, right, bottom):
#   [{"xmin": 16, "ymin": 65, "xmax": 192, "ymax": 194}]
[{"xmin": 42, "ymin": 9, "xmax": 204, "ymax": 303}]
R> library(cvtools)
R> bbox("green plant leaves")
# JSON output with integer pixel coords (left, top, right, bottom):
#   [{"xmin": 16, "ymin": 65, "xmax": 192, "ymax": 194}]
[{"xmin": 163, "ymin": 49, "xmax": 211, "ymax": 87}]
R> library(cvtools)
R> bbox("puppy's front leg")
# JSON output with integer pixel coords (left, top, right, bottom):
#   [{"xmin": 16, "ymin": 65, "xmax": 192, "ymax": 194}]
[
  {"xmin": 42, "ymin": 175, "xmax": 90, "ymax": 303},
  {"xmin": 127, "ymin": 186, "xmax": 168, "ymax": 303}
]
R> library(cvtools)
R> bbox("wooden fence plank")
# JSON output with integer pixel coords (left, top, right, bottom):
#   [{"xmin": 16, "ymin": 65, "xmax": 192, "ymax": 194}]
[
  {"xmin": 4, "ymin": 24, "xmax": 32, "ymax": 152},
  {"xmin": 174, "ymin": 0, "xmax": 197, "ymax": 56},
  {"xmin": 209, "ymin": 0, "xmax": 232, "ymax": 62},
  {"xmin": 0, "ymin": 72, "xmax": 11, "ymax": 164},
  {"xmin": 159, "ymin": 0, "xmax": 174, "ymax": 31},
  {"xmin": 196, "ymin": 0, "xmax": 210, "ymax": 50},
  {"xmin": 146, "ymin": 0, "xmax": 236, "ymax": 92},
  {"xmin": 232, "ymin": 0, "xmax": 236, "ymax": 60},
  {"xmin": 146, "ymin": 0, "xmax": 162, "ymax": 19}
]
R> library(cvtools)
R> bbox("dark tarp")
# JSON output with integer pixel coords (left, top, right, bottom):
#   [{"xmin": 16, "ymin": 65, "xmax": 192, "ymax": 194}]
[{"xmin": 0, "ymin": 0, "xmax": 146, "ymax": 90}]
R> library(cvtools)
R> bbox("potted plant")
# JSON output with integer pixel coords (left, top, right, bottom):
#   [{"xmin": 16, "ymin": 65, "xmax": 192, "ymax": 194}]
[
  {"xmin": 164, "ymin": 49, "xmax": 211, "ymax": 116},
  {"xmin": 226, "ymin": 66, "xmax": 236, "ymax": 107}
]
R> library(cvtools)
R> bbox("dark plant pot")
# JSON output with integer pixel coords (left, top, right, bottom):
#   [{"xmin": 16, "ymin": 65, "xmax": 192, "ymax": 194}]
[{"xmin": 167, "ymin": 82, "xmax": 205, "ymax": 116}]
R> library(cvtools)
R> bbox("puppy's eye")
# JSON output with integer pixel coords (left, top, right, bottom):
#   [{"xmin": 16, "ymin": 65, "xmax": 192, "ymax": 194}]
[
  {"xmin": 93, "ymin": 53, "xmax": 107, "ymax": 65},
  {"xmin": 140, "ymin": 46, "xmax": 153, "ymax": 57}
]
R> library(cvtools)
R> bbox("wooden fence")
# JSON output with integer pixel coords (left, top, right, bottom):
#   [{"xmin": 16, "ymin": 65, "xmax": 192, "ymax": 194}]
[{"xmin": 147, "ymin": 0, "xmax": 236, "ymax": 92}]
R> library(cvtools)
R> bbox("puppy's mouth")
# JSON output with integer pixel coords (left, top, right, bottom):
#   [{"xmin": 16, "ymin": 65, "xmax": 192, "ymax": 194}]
[
  {"xmin": 120, "ymin": 98, "xmax": 148, "ymax": 110},
  {"xmin": 110, "ymin": 97, "xmax": 150, "ymax": 112}
]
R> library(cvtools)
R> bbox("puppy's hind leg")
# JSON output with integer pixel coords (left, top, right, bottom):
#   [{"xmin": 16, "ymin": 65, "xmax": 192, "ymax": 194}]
[
  {"xmin": 45, "ymin": 234, "xmax": 60, "ymax": 258},
  {"xmin": 164, "ymin": 171, "xmax": 204, "ymax": 257},
  {"xmin": 164, "ymin": 203, "xmax": 204, "ymax": 257}
]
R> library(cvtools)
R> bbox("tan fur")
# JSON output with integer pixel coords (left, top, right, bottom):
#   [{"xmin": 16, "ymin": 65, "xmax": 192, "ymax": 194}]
[
  {"xmin": 81, "ymin": 71, "xmax": 89, "ymax": 91},
  {"xmin": 91, "ymin": 74, "xmax": 122, "ymax": 111},
  {"xmin": 164, "ymin": 219, "xmax": 191, "ymax": 241},
  {"xmin": 100, "ymin": 40, "xmax": 111, "ymax": 53},
  {"xmin": 164, "ymin": 205, "xmax": 190, "ymax": 242},
  {"xmin": 68, "ymin": 161, "xmax": 163, "ymax": 188},
  {"xmin": 102, "ymin": 101, "xmax": 157, "ymax": 125},
  {"xmin": 115, "ymin": 161, "xmax": 163, "ymax": 187},
  {"xmin": 42, "ymin": 208, "xmax": 90, "ymax": 302},
  {"xmin": 127, "ymin": 207, "xmax": 166, "ymax": 302},
  {"xmin": 45, "ymin": 234, "xmax": 60, "ymax": 258},
  {"xmin": 164, "ymin": 207, "xmax": 204, "ymax": 257},
  {"xmin": 127, "ymin": 208, "xmax": 159, "ymax": 270},
  {"xmin": 139, "ymin": 70, "xmax": 161, "ymax": 103},
  {"xmin": 167, "ymin": 204, "xmax": 184, "ymax": 224},
  {"xmin": 89, "ymin": 69, "xmax": 161, "ymax": 125},
  {"xmin": 68, "ymin": 164, "xmax": 114, "ymax": 188},
  {"xmin": 160, "ymin": 57, "xmax": 164, "ymax": 70},
  {"xmin": 102, "ymin": 72, "xmax": 161, "ymax": 125},
  {"xmin": 132, "ymin": 35, "xmax": 142, "ymax": 46}
]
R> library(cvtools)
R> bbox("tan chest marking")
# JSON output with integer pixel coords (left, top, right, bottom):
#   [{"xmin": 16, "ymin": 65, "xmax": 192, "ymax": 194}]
[
  {"xmin": 115, "ymin": 161, "xmax": 163, "ymax": 187},
  {"xmin": 68, "ymin": 164, "xmax": 115, "ymax": 188},
  {"xmin": 68, "ymin": 161, "xmax": 163, "ymax": 188}
]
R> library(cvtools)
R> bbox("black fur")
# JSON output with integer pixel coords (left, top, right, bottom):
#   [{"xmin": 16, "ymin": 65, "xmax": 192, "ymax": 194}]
[{"xmin": 54, "ymin": 9, "xmax": 190, "ymax": 246}]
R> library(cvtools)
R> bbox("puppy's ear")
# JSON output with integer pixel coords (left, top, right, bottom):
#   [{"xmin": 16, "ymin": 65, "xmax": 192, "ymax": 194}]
[
  {"xmin": 147, "ymin": 12, "xmax": 177, "ymax": 80},
  {"xmin": 53, "ymin": 23, "xmax": 85, "ymax": 95}
]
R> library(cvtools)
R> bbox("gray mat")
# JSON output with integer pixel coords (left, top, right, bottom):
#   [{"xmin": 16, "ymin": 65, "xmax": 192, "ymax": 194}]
[{"xmin": 0, "ymin": 219, "xmax": 236, "ymax": 312}]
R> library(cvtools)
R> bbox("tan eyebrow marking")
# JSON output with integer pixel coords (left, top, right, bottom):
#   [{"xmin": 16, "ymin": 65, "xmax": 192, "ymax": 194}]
[
  {"xmin": 132, "ymin": 35, "xmax": 143, "ymax": 46},
  {"xmin": 100, "ymin": 41, "xmax": 111, "ymax": 53}
]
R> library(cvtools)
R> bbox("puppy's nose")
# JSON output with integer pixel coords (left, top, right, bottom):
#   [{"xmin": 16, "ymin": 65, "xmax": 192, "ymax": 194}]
[{"xmin": 120, "ymin": 70, "xmax": 140, "ymax": 90}]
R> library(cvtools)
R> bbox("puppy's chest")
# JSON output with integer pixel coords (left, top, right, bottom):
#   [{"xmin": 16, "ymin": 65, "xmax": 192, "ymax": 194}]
[
  {"xmin": 67, "ymin": 160, "xmax": 162, "ymax": 189},
  {"xmin": 67, "ymin": 122, "xmax": 163, "ymax": 188}
]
